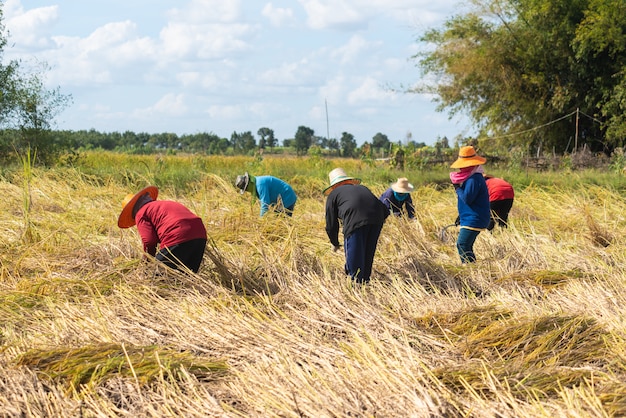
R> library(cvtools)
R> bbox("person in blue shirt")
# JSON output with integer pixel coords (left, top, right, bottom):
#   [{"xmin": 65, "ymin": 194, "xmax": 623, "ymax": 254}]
[
  {"xmin": 449, "ymin": 146, "xmax": 490, "ymax": 263},
  {"xmin": 379, "ymin": 177, "xmax": 415, "ymax": 219},
  {"xmin": 235, "ymin": 172, "xmax": 297, "ymax": 217}
]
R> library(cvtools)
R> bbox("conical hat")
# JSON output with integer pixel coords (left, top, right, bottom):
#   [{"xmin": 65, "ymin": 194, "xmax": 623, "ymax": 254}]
[{"xmin": 117, "ymin": 186, "xmax": 158, "ymax": 228}]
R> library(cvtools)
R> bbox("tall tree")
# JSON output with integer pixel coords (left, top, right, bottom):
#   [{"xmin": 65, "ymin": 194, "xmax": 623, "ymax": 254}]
[
  {"xmin": 294, "ymin": 126, "xmax": 314, "ymax": 156},
  {"xmin": 414, "ymin": 0, "xmax": 626, "ymax": 154},
  {"xmin": 257, "ymin": 127, "xmax": 276, "ymax": 151},
  {"xmin": 372, "ymin": 132, "xmax": 390, "ymax": 155},
  {"xmin": 0, "ymin": 8, "xmax": 71, "ymax": 165},
  {"xmin": 340, "ymin": 132, "xmax": 357, "ymax": 158}
]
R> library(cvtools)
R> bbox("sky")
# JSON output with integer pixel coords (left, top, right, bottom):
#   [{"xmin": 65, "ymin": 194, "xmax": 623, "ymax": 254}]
[{"xmin": 2, "ymin": 0, "xmax": 472, "ymax": 146}]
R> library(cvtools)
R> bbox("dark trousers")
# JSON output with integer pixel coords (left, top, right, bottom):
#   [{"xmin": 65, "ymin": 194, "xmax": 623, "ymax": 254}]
[
  {"xmin": 283, "ymin": 203, "xmax": 295, "ymax": 217},
  {"xmin": 344, "ymin": 223, "xmax": 383, "ymax": 284},
  {"xmin": 456, "ymin": 228, "xmax": 481, "ymax": 263},
  {"xmin": 156, "ymin": 238, "xmax": 207, "ymax": 273},
  {"xmin": 488, "ymin": 199, "xmax": 514, "ymax": 230}
]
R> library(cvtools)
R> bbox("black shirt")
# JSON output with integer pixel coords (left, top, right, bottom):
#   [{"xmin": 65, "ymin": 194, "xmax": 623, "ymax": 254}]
[{"xmin": 325, "ymin": 184, "xmax": 389, "ymax": 246}]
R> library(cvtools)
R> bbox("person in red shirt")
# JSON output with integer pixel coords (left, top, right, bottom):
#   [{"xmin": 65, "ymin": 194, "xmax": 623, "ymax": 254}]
[
  {"xmin": 484, "ymin": 174, "xmax": 515, "ymax": 231},
  {"xmin": 118, "ymin": 186, "xmax": 207, "ymax": 273}
]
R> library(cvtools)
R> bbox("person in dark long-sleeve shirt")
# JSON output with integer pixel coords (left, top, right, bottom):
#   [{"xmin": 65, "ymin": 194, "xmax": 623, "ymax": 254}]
[
  {"xmin": 379, "ymin": 177, "xmax": 415, "ymax": 219},
  {"xmin": 324, "ymin": 168, "xmax": 389, "ymax": 284},
  {"xmin": 118, "ymin": 186, "xmax": 207, "ymax": 273}
]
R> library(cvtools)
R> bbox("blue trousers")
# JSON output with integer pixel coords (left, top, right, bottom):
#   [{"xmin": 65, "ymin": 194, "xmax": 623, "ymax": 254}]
[
  {"xmin": 344, "ymin": 223, "xmax": 383, "ymax": 283},
  {"xmin": 456, "ymin": 228, "xmax": 481, "ymax": 263}
]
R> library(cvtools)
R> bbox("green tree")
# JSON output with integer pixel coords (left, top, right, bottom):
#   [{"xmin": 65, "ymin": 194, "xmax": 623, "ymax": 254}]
[
  {"xmin": 230, "ymin": 131, "xmax": 256, "ymax": 154},
  {"xmin": 340, "ymin": 132, "xmax": 357, "ymax": 158},
  {"xmin": 240, "ymin": 131, "xmax": 257, "ymax": 154},
  {"xmin": 0, "ymin": 9, "xmax": 71, "ymax": 165},
  {"xmin": 294, "ymin": 126, "xmax": 314, "ymax": 156},
  {"xmin": 372, "ymin": 132, "xmax": 390, "ymax": 156},
  {"xmin": 328, "ymin": 138, "xmax": 340, "ymax": 156},
  {"xmin": 414, "ymin": 0, "xmax": 626, "ymax": 154},
  {"xmin": 257, "ymin": 127, "xmax": 276, "ymax": 151}
]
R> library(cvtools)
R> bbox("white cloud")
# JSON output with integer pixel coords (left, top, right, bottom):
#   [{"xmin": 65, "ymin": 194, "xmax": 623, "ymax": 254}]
[
  {"xmin": 347, "ymin": 77, "xmax": 396, "ymax": 105},
  {"xmin": 160, "ymin": 22, "xmax": 254, "ymax": 60},
  {"xmin": 81, "ymin": 21, "xmax": 141, "ymax": 51},
  {"xmin": 257, "ymin": 58, "xmax": 315, "ymax": 86},
  {"xmin": 4, "ymin": 0, "xmax": 58, "ymax": 49},
  {"xmin": 297, "ymin": 0, "xmax": 460, "ymax": 31},
  {"xmin": 206, "ymin": 104, "xmax": 243, "ymax": 120},
  {"xmin": 130, "ymin": 94, "xmax": 188, "ymax": 120},
  {"xmin": 298, "ymin": 0, "xmax": 367, "ymax": 30},
  {"xmin": 176, "ymin": 71, "xmax": 220, "ymax": 89},
  {"xmin": 41, "ymin": 21, "xmax": 156, "ymax": 86},
  {"xmin": 153, "ymin": 93, "xmax": 188, "ymax": 116},
  {"xmin": 262, "ymin": 3, "xmax": 295, "ymax": 27},
  {"xmin": 330, "ymin": 35, "xmax": 379, "ymax": 65},
  {"xmin": 166, "ymin": 0, "xmax": 242, "ymax": 24},
  {"xmin": 319, "ymin": 75, "xmax": 348, "ymax": 104}
]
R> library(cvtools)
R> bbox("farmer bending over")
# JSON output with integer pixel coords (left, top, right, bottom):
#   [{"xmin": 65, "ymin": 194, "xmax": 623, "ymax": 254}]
[
  {"xmin": 380, "ymin": 177, "xmax": 415, "ymax": 219},
  {"xmin": 118, "ymin": 186, "xmax": 207, "ymax": 273},
  {"xmin": 324, "ymin": 168, "xmax": 389, "ymax": 284},
  {"xmin": 235, "ymin": 172, "xmax": 297, "ymax": 217}
]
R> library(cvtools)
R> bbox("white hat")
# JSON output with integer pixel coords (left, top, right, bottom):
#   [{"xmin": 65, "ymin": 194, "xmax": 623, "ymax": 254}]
[{"xmin": 322, "ymin": 168, "xmax": 361, "ymax": 195}]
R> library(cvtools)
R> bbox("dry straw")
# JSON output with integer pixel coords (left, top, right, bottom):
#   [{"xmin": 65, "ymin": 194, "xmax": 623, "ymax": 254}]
[{"xmin": 2, "ymin": 153, "xmax": 626, "ymax": 416}]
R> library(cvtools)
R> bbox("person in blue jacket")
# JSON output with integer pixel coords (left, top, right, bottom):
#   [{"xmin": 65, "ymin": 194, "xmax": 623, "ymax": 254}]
[
  {"xmin": 379, "ymin": 177, "xmax": 415, "ymax": 219},
  {"xmin": 449, "ymin": 146, "xmax": 490, "ymax": 263},
  {"xmin": 235, "ymin": 172, "xmax": 297, "ymax": 217}
]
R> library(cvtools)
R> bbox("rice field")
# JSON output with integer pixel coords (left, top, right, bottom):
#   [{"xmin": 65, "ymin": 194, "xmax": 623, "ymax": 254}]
[{"xmin": 1, "ymin": 151, "xmax": 626, "ymax": 417}]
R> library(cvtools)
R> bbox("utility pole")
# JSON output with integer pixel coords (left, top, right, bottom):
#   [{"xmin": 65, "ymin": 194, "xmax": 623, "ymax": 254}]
[
  {"xmin": 574, "ymin": 107, "xmax": 579, "ymax": 154},
  {"xmin": 325, "ymin": 99, "xmax": 330, "ymax": 141}
]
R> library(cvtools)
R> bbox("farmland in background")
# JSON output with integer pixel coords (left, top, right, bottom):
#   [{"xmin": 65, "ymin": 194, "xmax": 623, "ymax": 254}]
[{"xmin": 1, "ymin": 151, "xmax": 626, "ymax": 417}]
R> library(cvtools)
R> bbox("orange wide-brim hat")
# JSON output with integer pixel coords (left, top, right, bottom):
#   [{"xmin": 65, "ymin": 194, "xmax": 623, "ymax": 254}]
[
  {"xmin": 450, "ymin": 145, "xmax": 487, "ymax": 169},
  {"xmin": 117, "ymin": 186, "xmax": 158, "ymax": 228}
]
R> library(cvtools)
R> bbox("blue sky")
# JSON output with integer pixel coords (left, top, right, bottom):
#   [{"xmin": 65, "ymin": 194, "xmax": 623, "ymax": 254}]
[{"xmin": 3, "ymin": 0, "xmax": 472, "ymax": 145}]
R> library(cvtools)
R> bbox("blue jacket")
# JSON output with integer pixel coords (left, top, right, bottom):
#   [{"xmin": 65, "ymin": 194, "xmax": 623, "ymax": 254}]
[
  {"xmin": 379, "ymin": 188, "xmax": 415, "ymax": 219},
  {"xmin": 456, "ymin": 173, "xmax": 490, "ymax": 229},
  {"xmin": 255, "ymin": 176, "xmax": 297, "ymax": 216}
]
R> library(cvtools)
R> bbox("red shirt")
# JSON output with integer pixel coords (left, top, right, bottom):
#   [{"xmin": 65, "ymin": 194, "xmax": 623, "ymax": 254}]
[
  {"xmin": 485, "ymin": 177, "xmax": 514, "ymax": 201},
  {"xmin": 135, "ymin": 200, "xmax": 207, "ymax": 256}
]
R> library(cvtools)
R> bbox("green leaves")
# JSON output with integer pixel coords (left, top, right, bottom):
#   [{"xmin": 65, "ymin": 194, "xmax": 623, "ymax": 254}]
[{"xmin": 414, "ymin": 0, "xmax": 626, "ymax": 154}]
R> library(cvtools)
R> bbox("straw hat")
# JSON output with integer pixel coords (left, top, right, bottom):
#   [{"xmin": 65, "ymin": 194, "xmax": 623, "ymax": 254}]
[
  {"xmin": 323, "ymin": 168, "xmax": 361, "ymax": 195},
  {"xmin": 450, "ymin": 146, "xmax": 487, "ymax": 169},
  {"xmin": 235, "ymin": 172, "xmax": 257, "ymax": 194},
  {"xmin": 118, "ymin": 186, "xmax": 158, "ymax": 228},
  {"xmin": 391, "ymin": 178, "xmax": 414, "ymax": 193}
]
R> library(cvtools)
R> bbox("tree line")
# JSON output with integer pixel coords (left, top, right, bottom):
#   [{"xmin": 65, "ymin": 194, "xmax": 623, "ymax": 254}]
[{"xmin": 0, "ymin": 126, "xmax": 433, "ymax": 162}]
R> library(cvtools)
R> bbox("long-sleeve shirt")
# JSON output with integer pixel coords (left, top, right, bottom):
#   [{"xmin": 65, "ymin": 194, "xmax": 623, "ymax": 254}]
[
  {"xmin": 325, "ymin": 184, "xmax": 389, "ymax": 246},
  {"xmin": 135, "ymin": 200, "xmax": 207, "ymax": 256},
  {"xmin": 255, "ymin": 176, "xmax": 297, "ymax": 216},
  {"xmin": 485, "ymin": 177, "xmax": 515, "ymax": 201},
  {"xmin": 456, "ymin": 173, "xmax": 491, "ymax": 229},
  {"xmin": 379, "ymin": 188, "xmax": 415, "ymax": 218}
]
